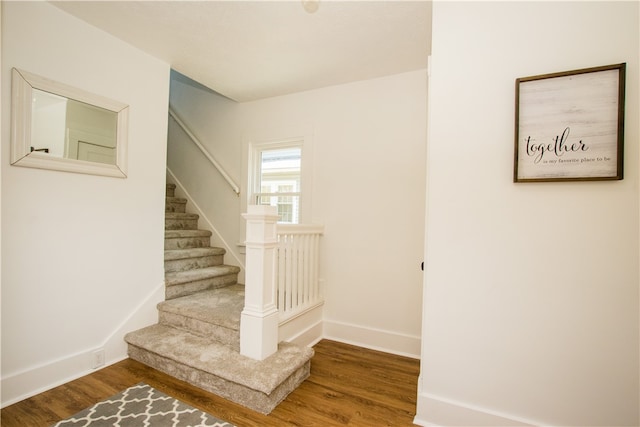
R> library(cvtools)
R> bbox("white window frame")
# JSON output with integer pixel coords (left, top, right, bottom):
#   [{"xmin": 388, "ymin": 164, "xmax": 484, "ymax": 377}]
[
  {"xmin": 240, "ymin": 133, "xmax": 313, "ymax": 245},
  {"xmin": 250, "ymin": 138, "xmax": 304, "ymax": 222},
  {"xmin": 251, "ymin": 140, "xmax": 302, "ymax": 224}
]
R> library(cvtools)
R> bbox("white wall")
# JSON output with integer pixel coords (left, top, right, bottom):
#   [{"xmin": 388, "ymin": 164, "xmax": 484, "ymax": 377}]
[
  {"xmin": 168, "ymin": 78, "xmax": 245, "ymax": 281},
  {"xmin": 168, "ymin": 70, "xmax": 427, "ymax": 357},
  {"xmin": 1, "ymin": 2, "xmax": 170, "ymax": 406},
  {"xmin": 417, "ymin": 2, "xmax": 639, "ymax": 426},
  {"xmin": 242, "ymin": 72, "xmax": 427, "ymax": 356}
]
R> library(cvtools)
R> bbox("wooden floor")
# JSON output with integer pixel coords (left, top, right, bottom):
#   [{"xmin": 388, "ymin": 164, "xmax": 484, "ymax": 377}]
[{"xmin": 1, "ymin": 340, "xmax": 421, "ymax": 426}]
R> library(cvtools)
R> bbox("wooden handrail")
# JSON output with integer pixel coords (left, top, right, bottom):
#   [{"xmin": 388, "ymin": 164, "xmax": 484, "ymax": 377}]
[{"xmin": 168, "ymin": 106, "xmax": 240, "ymax": 195}]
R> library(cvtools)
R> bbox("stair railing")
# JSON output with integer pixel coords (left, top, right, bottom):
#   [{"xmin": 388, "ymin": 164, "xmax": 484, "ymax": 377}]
[
  {"xmin": 275, "ymin": 224, "xmax": 324, "ymax": 323},
  {"xmin": 168, "ymin": 106, "xmax": 240, "ymax": 195},
  {"xmin": 241, "ymin": 206, "xmax": 324, "ymax": 359}
]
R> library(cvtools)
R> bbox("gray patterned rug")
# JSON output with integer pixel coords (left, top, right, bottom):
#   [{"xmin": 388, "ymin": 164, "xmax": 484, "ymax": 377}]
[{"xmin": 51, "ymin": 383, "xmax": 235, "ymax": 427}]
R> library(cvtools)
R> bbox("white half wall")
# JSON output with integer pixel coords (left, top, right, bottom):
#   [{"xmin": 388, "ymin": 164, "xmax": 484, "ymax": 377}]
[
  {"xmin": 417, "ymin": 2, "xmax": 639, "ymax": 426},
  {"xmin": 1, "ymin": 2, "xmax": 170, "ymax": 406}
]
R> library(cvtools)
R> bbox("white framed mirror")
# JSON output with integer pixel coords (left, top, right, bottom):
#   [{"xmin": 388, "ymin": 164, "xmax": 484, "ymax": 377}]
[{"xmin": 10, "ymin": 68, "xmax": 129, "ymax": 178}]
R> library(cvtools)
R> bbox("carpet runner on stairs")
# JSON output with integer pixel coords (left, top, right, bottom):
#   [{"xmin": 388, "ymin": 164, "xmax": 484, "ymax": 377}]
[{"xmin": 124, "ymin": 183, "xmax": 313, "ymax": 414}]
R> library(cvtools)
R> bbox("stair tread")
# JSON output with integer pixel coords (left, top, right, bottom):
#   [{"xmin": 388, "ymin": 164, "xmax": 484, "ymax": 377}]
[
  {"xmin": 164, "ymin": 247, "xmax": 226, "ymax": 261},
  {"xmin": 165, "ymin": 212, "xmax": 199, "ymax": 219},
  {"xmin": 125, "ymin": 324, "xmax": 314, "ymax": 394},
  {"xmin": 158, "ymin": 285, "xmax": 243, "ymax": 330},
  {"xmin": 166, "ymin": 196, "xmax": 187, "ymax": 203},
  {"xmin": 165, "ymin": 229, "xmax": 212, "ymax": 238},
  {"xmin": 165, "ymin": 265, "xmax": 241, "ymax": 285}
]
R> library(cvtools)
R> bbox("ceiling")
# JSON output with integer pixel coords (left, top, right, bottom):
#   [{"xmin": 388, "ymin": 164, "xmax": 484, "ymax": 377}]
[{"xmin": 52, "ymin": 1, "xmax": 432, "ymax": 102}]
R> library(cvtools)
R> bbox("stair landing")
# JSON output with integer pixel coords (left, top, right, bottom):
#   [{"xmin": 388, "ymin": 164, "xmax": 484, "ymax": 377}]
[
  {"xmin": 160, "ymin": 284, "xmax": 244, "ymax": 332},
  {"xmin": 158, "ymin": 284, "xmax": 244, "ymax": 351}
]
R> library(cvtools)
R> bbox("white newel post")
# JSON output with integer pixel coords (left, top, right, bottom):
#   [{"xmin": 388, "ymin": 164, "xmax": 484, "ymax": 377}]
[{"xmin": 240, "ymin": 205, "xmax": 279, "ymax": 360}]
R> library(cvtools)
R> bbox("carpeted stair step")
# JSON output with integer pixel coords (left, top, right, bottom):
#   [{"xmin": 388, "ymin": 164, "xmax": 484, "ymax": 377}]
[
  {"xmin": 165, "ymin": 265, "xmax": 241, "ymax": 300},
  {"xmin": 166, "ymin": 183, "xmax": 176, "ymax": 198},
  {"xmin": 164, "ymin": 229, "xmax": 212, "ymax": 250},
  {"xmin": 164, "ymin": 247, "xmax": 226, "ymax": 273},
  {"xmin": 158, "ymin": 285, "xmax": 243, "ymax": 350},
  {"xmin": 124, "ymin": 324, "xmax": 313, "ymax": 414},
  {"xmin": 165, "ymin": 197, "xmax": 187, "ymax": 213},
  {"xmin": 165, "ymin": 212, "xmax": 199, "ymax": 230}
]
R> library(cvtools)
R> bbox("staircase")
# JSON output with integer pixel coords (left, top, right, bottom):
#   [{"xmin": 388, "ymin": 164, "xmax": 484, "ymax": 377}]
[{"xmin": 124, "ymin": 183, "xmax": 314, "ymax": 414}]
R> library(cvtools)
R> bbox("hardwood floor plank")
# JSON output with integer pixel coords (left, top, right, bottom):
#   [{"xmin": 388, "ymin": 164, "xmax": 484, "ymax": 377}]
[{"xmin": 1, "ymin": 340, "xmax": 420, "ymax": 427}]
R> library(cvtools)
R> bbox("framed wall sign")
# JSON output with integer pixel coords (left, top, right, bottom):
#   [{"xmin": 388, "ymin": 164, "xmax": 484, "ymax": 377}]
[{"xmin": 514, "ymin": 63, "xmax": 626, "ymax": 182}]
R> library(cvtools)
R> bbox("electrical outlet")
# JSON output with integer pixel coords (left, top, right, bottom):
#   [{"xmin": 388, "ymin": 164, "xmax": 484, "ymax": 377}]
[{"xmin": 92, "ymin": 348, "xmax": 105, "ymax": 369}]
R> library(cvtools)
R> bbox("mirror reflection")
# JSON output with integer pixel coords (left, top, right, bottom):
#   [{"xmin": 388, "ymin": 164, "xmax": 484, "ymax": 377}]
[
  {"xmin": 32, "ymin": 89, "xmax": 118, "ymax": 165},
  {"xmin": 11, "ymin": 68, "xmax": 129, "ymax": 178}
]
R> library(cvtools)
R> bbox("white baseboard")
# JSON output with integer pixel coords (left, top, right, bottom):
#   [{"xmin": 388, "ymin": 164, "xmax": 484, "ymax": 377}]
[
  {"xmin": 279, "ymin": 305, "xmax": 324, "ymax": 347},
  {"xmin": 415, "ymin": 392, "xmax": 538, "ymax": 427},
  {"xmin": 166, "ymin": 168, "xmax": 246, "ymax": 284},
  {"xmin": 1, "ymin": 349, "xmax": 101, "ymax": 409},
  {"xmin": 102, "ymin": 281, "xmax": 165, "ymax": 366},
  {"xmin": 323, "ymin": 318, "xmax": 421, "ymax": 359},
  {"xmin": 1, "ymin": 282, "xmax": 164, "ymax": 408}
]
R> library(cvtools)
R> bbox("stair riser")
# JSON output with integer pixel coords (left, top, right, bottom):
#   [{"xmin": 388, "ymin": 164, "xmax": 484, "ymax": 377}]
[
  {"xmin": 165, "ymin": 218, "xmax": 198, "ymax": 230},
  {"xmin": 159, "ymin": 312, "xmax": 239, "ymax": 351},
  {"xmin": 127, "ymin": 344, "xmax": 311, "ymax": 415},
  {"xmin": 166, "ymin": 186, "xmax": 176, "ymax": 198},
  {"xmin": 166, "ymin": 274, "xmax": 238, "ymax": 300},
  {"xmin": 164, "ymin": 255, "xmax": 224, "ymax": 273},
  {"xmin": 165, "ymin": 201, "xmax": 187, "ymax": 213},
  {"xmin": 164, "ymin": 236, "xmax": 211, "ymax": 250}
]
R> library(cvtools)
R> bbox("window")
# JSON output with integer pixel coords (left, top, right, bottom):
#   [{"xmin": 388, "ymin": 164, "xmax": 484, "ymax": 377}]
[
  {"xmin": 243, "ymin": 134, "xmax": 312, "ymax": 232},
  {"xmin": 253, "ymin": 144, "xmax": 302, "ymax": 224}
]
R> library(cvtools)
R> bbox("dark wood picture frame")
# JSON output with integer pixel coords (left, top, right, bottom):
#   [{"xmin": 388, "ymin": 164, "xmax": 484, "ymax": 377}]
[{"xmin": 514, "ymin": 63, "xmax": 626, "ymax": 182}]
